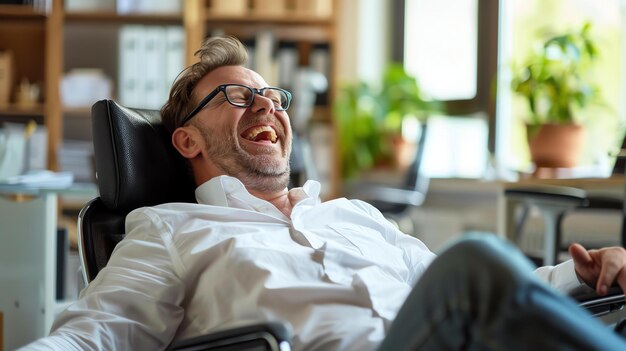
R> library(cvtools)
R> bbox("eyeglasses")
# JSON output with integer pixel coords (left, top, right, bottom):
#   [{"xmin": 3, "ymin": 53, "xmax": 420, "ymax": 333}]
[{"xmin": 181, "ymin": 84, "xmax": 292, "ymax": 126}]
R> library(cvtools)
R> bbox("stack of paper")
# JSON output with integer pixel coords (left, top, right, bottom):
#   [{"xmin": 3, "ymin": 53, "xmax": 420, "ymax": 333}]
[{"xmin": 3, "ymin": 170, "xmax": 74, "ymax": 189}]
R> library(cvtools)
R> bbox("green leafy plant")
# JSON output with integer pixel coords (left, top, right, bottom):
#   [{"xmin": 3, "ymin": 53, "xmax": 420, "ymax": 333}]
[
  {"xmin": 334, "ymin": 63, "xmax": 441, "ymax": 179},
  {"xmin": 511, "ymin": 23, "xmax": 600, "ymax": 128}
]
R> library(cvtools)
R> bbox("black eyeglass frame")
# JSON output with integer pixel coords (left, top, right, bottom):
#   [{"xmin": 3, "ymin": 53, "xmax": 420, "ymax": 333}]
[{"xmin": 180, "ymin": 84, "xmax": 292, "ymax": 126}]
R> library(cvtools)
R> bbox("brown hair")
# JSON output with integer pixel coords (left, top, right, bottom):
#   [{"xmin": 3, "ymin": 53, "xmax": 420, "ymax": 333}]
[{"xmin": 161, "ymin": 36, "xmax": 248, "ymax": 134}]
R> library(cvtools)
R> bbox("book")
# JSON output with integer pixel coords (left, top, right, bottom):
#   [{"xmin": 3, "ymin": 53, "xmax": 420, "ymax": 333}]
[
  {"xmin": 119, "ymin": 25, "xmax": 184, "ymax": 109},
  {"xmin": 118, "ymin": 25, "xmax": 144, "ymax": 108},
  {"xmin": 142, "ymin": 26, "xmax": 166, "ymax": 109},
  {"xmin": 164, "ymin": 26, "xmax": 185, "ymax": 100},
  {"xmin": 276, "ymin": 41, "xmax": 298, "ymax": 90},
  {"xmin": 59, "ymin": 139, "xmax": 94, "ymax": 182},
  {"xmin": 255, "ymin": 30, "xmax": 277, "ymax": 86}
]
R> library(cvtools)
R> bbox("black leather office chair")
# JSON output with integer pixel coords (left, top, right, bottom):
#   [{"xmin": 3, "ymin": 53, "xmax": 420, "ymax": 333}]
[{"xmin": 77, "ymin": 99, "xmax": 291, "ymax": 351}]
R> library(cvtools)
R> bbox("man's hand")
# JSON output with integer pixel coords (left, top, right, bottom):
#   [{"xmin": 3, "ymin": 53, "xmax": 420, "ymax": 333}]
[{"xmin": 569, "ymin": 243, "xmax": 626, "ymax": 295}]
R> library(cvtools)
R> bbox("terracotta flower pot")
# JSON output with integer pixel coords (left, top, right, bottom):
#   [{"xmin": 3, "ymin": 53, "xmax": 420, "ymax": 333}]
[
  {"xmin": 526, "ymin": 123, "xmax": 586, "ymax": 168},
  {"xmin": 391, "ymin": 134, "xmax": 417, "ymax": 171}
]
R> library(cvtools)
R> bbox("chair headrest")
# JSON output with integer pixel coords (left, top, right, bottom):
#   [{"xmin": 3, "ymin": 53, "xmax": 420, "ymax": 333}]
[{"xmin": 91, "ymin": 100, "xmax": 196, "ymax": 213}]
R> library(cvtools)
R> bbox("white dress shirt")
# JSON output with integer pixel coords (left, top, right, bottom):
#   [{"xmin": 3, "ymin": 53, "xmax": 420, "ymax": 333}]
[{"xmin": 22, "ymin": 176, "xmax": 581, "ymax": 351}]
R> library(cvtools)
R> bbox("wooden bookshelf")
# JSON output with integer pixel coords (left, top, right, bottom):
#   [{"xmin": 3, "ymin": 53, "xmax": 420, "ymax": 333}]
[{"xmin": 0, "ymin": 0, "xmax": 341, "ymax": 196}]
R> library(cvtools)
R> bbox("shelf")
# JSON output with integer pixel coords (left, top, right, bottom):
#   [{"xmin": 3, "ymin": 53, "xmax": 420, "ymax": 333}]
[
  {"xmin": 64, "ymin": 11, "xmax": 182, "ymax": 25},
  {"xmin": 205, "ymin": 23, "xmax": 332, "ymax": 42},
  {"xmin": 0, "ymin": 4, "xmax": 46, "ymax": 20},
  {"xmin": 0, "ymin": 104, "xmax": 45, "ymax": 117},
  {"xmin": 204, "ymin": 13, "xmax": 333, "ymax": 26},
  {"xmin": 0, "ymin": 0, "xmax": 340, "ymax": 196}
]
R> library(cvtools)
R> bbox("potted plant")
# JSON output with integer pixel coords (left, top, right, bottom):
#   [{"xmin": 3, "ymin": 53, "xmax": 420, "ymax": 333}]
[
  {"xmin": 511, "ymin": 23, "xmax": 600, "ymax": 169},
  {"xmin": 334, "ymin": 63, "xmax": 441, "ymax": 179}
]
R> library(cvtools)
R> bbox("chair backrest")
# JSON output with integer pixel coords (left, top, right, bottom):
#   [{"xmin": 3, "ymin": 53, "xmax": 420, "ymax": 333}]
[
  {"xmin": 92, "ymin": 99, "xmax": 196, "ymax": 212},
  {"xmin": 611, "ymin": 131, "xmax": 626, "ymax": 176},
  {"xmin": 366, "ymin": 121, "xmax": 429, "ymax": 215},
  {"xmin": 404, "ymin": 121, "xmax": 429, "ymax": 194},
  {"xmin": 79, "ymin": 100, "xmax": 196, "ymax": 283}
]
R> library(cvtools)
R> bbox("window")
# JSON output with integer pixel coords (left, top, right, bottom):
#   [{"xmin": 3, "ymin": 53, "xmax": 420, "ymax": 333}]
[
  {"xmin": 497, "ymin": 0, "xmax": 625, "ymax": 177},
  {"xmin": 398, "ymin": 0, "xmax": 498, "ymax": 178},
  {"xmin": 404, "ymin": 0, "xmax": 478, "ymax": 100},
  {"xmin": 399, "ymin": 0, "xmax": 624, "ymax": 179}
]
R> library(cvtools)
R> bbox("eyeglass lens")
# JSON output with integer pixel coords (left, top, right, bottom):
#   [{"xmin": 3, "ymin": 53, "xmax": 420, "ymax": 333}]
[{"xmin": 225, "ymin": 85, "xmax": 290, "ymax": 110}]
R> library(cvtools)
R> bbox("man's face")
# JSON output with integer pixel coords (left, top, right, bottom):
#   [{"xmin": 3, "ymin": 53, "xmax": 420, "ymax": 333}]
[{"xmin": 190, "ymin": 65, "xmax": 292, "ymax": 193}]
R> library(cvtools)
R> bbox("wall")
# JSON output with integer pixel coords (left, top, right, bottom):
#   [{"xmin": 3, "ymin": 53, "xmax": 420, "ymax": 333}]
[{"xmin": 336, "ymin": 0, "xmax": 390, "ymax": 85}]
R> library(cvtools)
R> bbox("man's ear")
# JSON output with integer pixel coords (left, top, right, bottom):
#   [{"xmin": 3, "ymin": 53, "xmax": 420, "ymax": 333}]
[{"xmin": 172, "ymin": 127, "xmax": 203, "ymax": 159}]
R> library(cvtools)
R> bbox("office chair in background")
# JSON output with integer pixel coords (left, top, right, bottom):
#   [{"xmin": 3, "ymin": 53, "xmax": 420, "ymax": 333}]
[
  {"xmin": 79, "ymin": 100, "xmax": 625, "ymax": 350},
  {"xmin": 504, "ymin": 136, "xmax": 626, "ymax": 266},
  {"xmin": 343, "ymin": 121, "xmax": 429, "ymax": 235},
  {"xmin": 78, "ymin": 99, "xmax": 291, "ymax": 351}
]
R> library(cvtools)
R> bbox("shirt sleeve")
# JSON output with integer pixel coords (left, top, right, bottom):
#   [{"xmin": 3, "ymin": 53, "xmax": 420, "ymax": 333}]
[
  {"xmin": 19, "ymin": 208, "xmax": 185, "ymax": 351},
  {"xmin": 533, "ymin": 259, "xmax": 584, "ymax": 293}
]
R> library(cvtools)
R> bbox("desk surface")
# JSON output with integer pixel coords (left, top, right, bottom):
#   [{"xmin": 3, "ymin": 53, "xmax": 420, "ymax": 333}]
[
  {"xmin": 0, "ymin": 182, "xmax": 98, "ymax": 196},
  {"xmin": 510, "ymin": 175, "xmax": 624, "ymax": 187},
  {"xmin": 502, "ymin": 176, "xmax": 625, "ymax": 199}
]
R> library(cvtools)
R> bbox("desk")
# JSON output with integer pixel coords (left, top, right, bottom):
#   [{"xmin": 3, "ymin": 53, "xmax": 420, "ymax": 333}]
[
  {"xmin": 0, "ymin": 183, "xmax": 97, "ymax": 350},
  {"xmin": 497, "ymin": 177, "xmax": 624, "ymax": 265}
]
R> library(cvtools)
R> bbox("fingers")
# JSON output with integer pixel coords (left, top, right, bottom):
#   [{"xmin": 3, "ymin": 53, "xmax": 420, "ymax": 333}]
[
  {"xmin": 617, "ymin": 270, "xmax": 626, "ymax": 296},
  {"xmin": 569, "ymin": 243, "xmax": 592, "ymax": 265},
  {"xmin": 569, "ymin": 243, "xmax": 597, "ymax": 287},
  {"xmin": 596, "ymin": 260, "xmax": 617, "ymax": 295},
  {"xmin": 568, "ymin": 244, "xmax": 626, "ymax": 296},
  {"xmin": 595, "ymin": 247, "xmax": 626, "ymax": 295}
]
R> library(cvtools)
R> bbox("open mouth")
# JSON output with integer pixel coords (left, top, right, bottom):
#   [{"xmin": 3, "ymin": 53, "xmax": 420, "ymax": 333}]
[{"xmin": 241, "ymin": 125, "xmax": 278, "ymax": 144}]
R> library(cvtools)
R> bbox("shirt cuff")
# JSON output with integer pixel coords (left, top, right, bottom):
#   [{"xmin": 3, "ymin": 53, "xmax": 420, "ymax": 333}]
[{"xmin": 534, "ymin": 259, "xmax": 584, "ymax": 293}]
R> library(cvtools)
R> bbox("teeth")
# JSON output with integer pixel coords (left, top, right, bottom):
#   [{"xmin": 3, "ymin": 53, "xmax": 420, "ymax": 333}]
[{"xmin": 244, "ymin": 126, "xmax": 277, "ymax": 143}]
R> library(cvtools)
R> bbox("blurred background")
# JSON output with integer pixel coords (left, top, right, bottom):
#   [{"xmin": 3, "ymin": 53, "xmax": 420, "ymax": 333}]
[{"xmin": 2, "ymin": 0, "xmax": 626, "ymax": 347}]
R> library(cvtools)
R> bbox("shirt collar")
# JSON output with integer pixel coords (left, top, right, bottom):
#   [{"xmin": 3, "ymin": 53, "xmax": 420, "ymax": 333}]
[{"xmin": 195, "ymin": 175, "xmax": 321, "ymax": 211}]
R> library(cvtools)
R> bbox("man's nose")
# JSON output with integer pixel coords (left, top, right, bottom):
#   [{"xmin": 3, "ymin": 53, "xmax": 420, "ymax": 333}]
[{"xmin": 250, "ymin": 93, "xmax": 276, "ymax": 114}]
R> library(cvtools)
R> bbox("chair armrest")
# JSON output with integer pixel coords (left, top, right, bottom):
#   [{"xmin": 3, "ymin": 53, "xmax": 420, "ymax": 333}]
[
  {"xmin": 344, "ymin": 182, "xmax": 426, "ymax": 207},
  {"xmin": 505, "ymin": 185, "xmax": 589, "ymax": 207},
  {"xmin": 168, "ymin": 321, "xmax": 292, "ymax": 351},
  {"xmin": 570, "ymin": 285, "xmax": 625, "ymax": 317},
  {"xmin": 356, "ymin": 185, "xmax": 426, "ymax": 207}
]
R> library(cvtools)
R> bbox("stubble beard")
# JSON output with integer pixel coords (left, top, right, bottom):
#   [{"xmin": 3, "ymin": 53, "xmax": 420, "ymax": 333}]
[{"xmin": 201, "ymin": 127, "xmax": 291, "ymax": 193}]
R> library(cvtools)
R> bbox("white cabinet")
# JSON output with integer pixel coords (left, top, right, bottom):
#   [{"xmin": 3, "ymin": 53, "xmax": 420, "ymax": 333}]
[
  {"xmin": 0, "ymin": 192, "xmax": 57, "ymax": 349},
  {"xmin": 0, "ymin": 184, "xmax": 95, "ymax": 350}
]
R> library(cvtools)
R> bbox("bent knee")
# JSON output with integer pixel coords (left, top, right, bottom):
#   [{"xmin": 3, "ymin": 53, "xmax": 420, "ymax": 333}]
[{"xmin": 435, "ymin": 233, "xmax": 536, "ymax": 280}]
